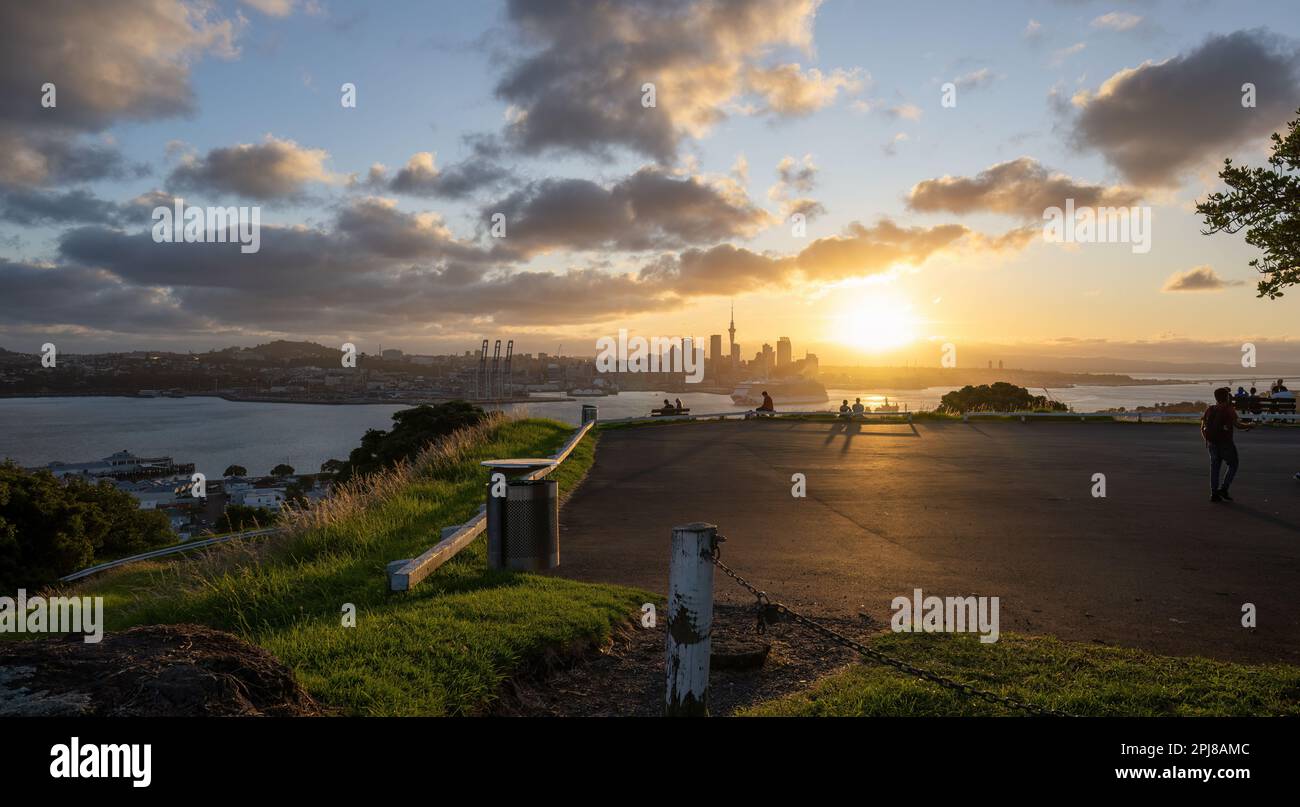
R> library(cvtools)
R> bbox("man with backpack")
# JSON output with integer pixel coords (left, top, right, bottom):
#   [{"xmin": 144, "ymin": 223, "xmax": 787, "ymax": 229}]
[{"xmin": 1201, "ymin": 387, "xmax": 1253, "ymax": 502}]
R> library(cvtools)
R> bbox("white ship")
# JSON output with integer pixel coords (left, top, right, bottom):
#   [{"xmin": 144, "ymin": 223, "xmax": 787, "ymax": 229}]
[{"xmin": 731, "ymin": 378, "xmax": 828, "ymax": 406}]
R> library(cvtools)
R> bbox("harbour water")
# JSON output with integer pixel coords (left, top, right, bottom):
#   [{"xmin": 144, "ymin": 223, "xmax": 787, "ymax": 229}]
[{"xmin": 0, "ymin": 379, "xmax": 1240, "ymax": 478}]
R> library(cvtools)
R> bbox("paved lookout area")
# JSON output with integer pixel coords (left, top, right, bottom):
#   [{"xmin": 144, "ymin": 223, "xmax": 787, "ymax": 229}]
[{"xmin": 554, "ymin": 419, "xmax": 1300, "ymax": 663}]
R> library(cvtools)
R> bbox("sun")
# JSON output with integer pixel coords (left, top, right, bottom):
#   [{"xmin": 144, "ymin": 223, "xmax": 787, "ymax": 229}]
[{"xmin": 828, "ymin": 293, "xmax": 920, "ymax": 353}]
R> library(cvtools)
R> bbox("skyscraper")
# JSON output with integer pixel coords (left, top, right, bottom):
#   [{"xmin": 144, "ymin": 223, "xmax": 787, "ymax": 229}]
[
  {"xmin": 728, "ymin": 301, "xmax": 738, "ymax": 369},
  {"xmin": 777, "ymin": 337, "xmax": 791, "ymax": 367},
  {"xmin": 710, "ymin": 334, "xmax": 723, "ymax": 378}
]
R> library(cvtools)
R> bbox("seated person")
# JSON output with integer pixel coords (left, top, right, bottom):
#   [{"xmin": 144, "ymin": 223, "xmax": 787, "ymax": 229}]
[
  {"xmin": 657, "ymin": 398, "xmax": 676, "ymax": 415},
  {"xmin": 674, "ymin": 397, "xmax": 684, "ymax": 412},
  {"xmin": 756, "ymin": 390, "xmax": 775, "ymax": 413},
  {"xmin": 851, "ymin": 397, "xmax": 865, "ymax": 416},
  {"xmin": 838, "ymin": 399, "xmax": 851, "ymax": 418}
]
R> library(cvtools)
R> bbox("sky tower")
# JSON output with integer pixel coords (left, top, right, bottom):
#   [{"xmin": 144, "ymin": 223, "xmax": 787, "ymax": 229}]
[{"xmin": 728, "ymin": 300, "xmax": 736, "ymax": 358}]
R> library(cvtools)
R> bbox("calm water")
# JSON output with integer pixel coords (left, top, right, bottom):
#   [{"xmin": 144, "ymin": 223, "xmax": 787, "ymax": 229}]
[{"xmin": 0, "ymin": 381, "xmax": 1236, "ymax": 477}]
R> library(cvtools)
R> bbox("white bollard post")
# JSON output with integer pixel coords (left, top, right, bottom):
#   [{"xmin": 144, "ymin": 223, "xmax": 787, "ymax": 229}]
[{"xmin": 665, "ymin": 522, "xmax": 717, "ymax": 717}]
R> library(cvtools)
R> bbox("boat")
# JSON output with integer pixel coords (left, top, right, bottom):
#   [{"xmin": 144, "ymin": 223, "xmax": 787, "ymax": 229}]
[
  {"xmin": 567, "ymin": 388, "xmax": 609, "ymax": 397},
  {"xmin": 873, "ymin": 397, "xmax": 899, "ymax": 413},
  {"xmin": 730, "ymin": 378, "xmax": 828, "ymax": 406}
]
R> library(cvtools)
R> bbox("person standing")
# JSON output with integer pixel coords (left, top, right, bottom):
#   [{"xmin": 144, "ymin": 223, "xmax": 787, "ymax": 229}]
[{"xmin": 1201, "ymin": 387, "xmax": 1252, "ymax": 502}]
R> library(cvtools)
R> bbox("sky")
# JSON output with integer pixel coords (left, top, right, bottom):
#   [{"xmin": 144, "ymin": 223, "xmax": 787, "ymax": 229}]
[{"xmin": 1, "ymin": 0, "xmax": 1298, "ymax": 369}]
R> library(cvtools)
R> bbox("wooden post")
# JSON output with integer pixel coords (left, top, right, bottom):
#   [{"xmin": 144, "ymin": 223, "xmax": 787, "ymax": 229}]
[{"xmin": 665, "ymin": 522, "xmax": 717, "ymax": 716}]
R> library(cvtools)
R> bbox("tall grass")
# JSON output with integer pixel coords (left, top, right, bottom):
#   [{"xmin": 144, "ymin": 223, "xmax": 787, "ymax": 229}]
[{"xmin": 68, "ymin": 415, "xmax": 648, "ymax": 715}]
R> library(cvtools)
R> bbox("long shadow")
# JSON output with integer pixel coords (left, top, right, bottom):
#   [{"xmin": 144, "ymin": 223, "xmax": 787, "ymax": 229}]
[
  {"xmin": 824, "ymin": 419, "xmax": 919, "ymax": 453},
  {"xmin": 823, "ymin": 419, "xmax": 850, "ymax": 446},
  {"xmin": 1227, "ymin": 504, "xmax": 1300, "ymax": 535}
]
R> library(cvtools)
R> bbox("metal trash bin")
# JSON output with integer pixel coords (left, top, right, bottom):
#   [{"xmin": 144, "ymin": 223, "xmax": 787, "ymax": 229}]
[
  {"xmin": 486, "ymin": 478, "xmax": 559, "ymax": 571},
  {"xmin": 581, "ymin": 404, "xmax": 598, "ymax": 425}
]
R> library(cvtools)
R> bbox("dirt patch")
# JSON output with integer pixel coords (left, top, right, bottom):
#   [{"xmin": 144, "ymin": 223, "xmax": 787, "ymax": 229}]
[
  {"xmin": 0, "ymin": 623, "xmax": 320, "ymax": 717},
  {"xmin": 494, "ymin": 604, "xmax": 881, "ymax": 716}
]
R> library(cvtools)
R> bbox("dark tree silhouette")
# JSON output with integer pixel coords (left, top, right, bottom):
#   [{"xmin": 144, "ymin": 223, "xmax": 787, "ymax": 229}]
[
  {"xmin": 1197, "ymin": 109, "xmax": 1300, "ymax": 299},
  {"xmin": 223, "ymin": 464, "xmax": 247, "ymax": 478},
  {"xmin": 270, "ymin": 464, "xmax": 295, "ymax": 478}
]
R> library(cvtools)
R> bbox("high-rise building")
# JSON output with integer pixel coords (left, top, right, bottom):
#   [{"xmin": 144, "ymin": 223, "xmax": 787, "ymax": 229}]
[
  {"xmin": 728, "ymin": 301, "xmax": 737, "ymax": 360},
  {"xmin": 761, "ymin": 343, "xmax": 774, "ymax": 374},
  {"xmin": 777, "ymin": 337, "xmax": 791, "ymax": 368},
  {"xmin": 710, "ymin": 334, "xmax": 723, "ymax": 375}
]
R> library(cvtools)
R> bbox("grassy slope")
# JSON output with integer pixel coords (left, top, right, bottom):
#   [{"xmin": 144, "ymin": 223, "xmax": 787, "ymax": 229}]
[
  {"xmin": 72, "ymin": 418, "xmax": 648, "ymax": 716},
  {"xmin": 741, "ymin": 632, "xmax": 1300, "ymax": 717}
]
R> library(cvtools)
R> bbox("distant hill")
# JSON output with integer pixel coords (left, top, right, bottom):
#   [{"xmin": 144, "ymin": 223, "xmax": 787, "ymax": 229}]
[{"xmin": 216, "ymin": 340, "xmax": 341, "ymax": 363}]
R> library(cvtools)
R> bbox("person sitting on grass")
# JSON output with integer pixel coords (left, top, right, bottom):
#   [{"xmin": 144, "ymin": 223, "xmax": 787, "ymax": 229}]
[{"xmin": 756, "ymin": 390, "xmax": 775, "ymax": 414}]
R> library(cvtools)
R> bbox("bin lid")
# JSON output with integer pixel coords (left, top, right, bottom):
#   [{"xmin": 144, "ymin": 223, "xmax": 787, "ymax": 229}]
[{"xmin": 481, "ymin": 458, "xmax": 558, "ymax": 470}]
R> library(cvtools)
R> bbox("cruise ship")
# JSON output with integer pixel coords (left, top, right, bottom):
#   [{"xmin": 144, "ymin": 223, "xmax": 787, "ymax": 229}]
[{"xmin": 731, "ymin": 378, "xmax": 828, "ymax": 406}]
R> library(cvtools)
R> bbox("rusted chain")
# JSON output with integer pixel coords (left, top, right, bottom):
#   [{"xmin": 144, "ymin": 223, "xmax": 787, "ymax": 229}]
[{"xmin": 708, "ymin": 549, "xmax": 1077, "ymax": 717}]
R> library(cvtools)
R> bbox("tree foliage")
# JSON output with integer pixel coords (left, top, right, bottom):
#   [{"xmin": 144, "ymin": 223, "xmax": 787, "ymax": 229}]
[
  {"xmin": 1197, "ymin": 108, "xmax": 1300, "ymax": 299},
  {"xmin": 0, "ymin": 462, "xmax": 173, "ymax": 592},
  {"xmin": 938, "ymin": 382, "xmax": 1067, "ymax": 414},
  {"xmin": 333, "ymin": 401, "xmax": 486, "ymax": 483},
  {"xmin": 223, "ymin": 464, "xmax": 247, "ymax": 477}
]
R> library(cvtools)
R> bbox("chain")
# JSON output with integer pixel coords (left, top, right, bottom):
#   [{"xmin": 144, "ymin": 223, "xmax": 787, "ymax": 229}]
[{"xmin": 707, "ymin": 548, "xmax": 1076, "ymax": 718}]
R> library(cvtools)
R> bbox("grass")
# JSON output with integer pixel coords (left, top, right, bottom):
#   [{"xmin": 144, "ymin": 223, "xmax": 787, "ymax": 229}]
[
  {"xmin": 65, "ymin": 415, "xmax": 650, "ymax": 715},
  {"xmin": 740, "ymin": 632, "xmax": 1300, "ymax": 717}
]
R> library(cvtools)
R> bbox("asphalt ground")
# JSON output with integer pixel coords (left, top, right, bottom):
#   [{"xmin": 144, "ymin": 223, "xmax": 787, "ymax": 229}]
[{"xmin": 553, "ymin": 419, "xmax": 1300, "ymax": 663}]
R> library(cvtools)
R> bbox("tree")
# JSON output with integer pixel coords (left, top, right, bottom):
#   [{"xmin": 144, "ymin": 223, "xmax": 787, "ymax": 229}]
[
  {"xmin": 319, "ymin": 459, "xmax": 346, "ymax": 476},
  {"xmin": 938, "ymin": 382, "xmax": 1067, "ymax": 414},
  {"xmin": 215, "ymin": 503, "xmax": 269, "ymax": 533},
  {"xmin": 333, "ymin": 401, "xmax": 486, "ymax": 483},
  {"xmin": 223, "ymin": 464, "xmax": 247, "ymax": 478},
  {"xmin": 1197, "ymin": 108, "xmax": 1300, "ymax": 299},
  {"xmin": 0, "ymin": 462, "xmax": 173, "ymax": 592},
  {"xmin": 270, "ymin": 463, "xmax": 295, "ymax": 478}
]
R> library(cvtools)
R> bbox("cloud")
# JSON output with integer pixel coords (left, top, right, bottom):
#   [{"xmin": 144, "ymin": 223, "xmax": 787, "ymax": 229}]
[
  {"xmin": 1024, "ymin": 19, "xmax": 1043, "ymax": 41},
  {"xmin": 885, "ymin": 103, "xmax": 923, "ymax": 121},
  {"xmin": 485, "ymin": 167, "xmax": 772, "ymax": 256},
  {"xmin": 385, "ymin": 152, "xmax": 512, "ymax": 199},
  {"xmin": 493, "ymin": 0, "xmax": 848, "ymax": 162},
  {"xmin": 0, "ymin": 0, "xmax": 237, "ymax": 187},
  {"xmin": 1162, "ymin": 265, "xmax": 1245, "ymax": 292},
  {"xmin": 0, "ymin": 258, "xmax": 197, "ymax": 333},
  {"xmin": 907, "ymin": 157, "xmax": 1141, "ymax": 218},
  {"xmin": 1091, "ymin": 12, "xmax": 1143, "ymax": 32},
  {"xmin": 882, "ymin": 132, "xmax": 909, "ymax": 157},
  {"xmin": 638, "ymin": 218, "xmax": 1023, "ymax": 296},
  {"xmin": 768, "ymin": 154, "xmax": 825, "ymax": 220},
  {"xmin": 953, "ymin": 68, "xmax": 998, "ymax": 93},
  {"xmin": 167, "ymin": 136, "xmax": 335, "ymax": 200},
  {"xmin": 6, "ymin": 201, "xmax": 1033, "ymax": 339},
  {"xmin": 333, "ymin": 197, "xmax": 486, "ymax": 261},
  {"xmin": 0, "ymin": 187, "xmax": 123, "ymax": 226},
  {"xmin": 242, "ymin": 0, "xmax": 293, "ymax": 15},
  {"xmin": 1066, "ymin": 29, "xmax": 1300, "ymax": 186},
  {"xmin": 1051, "ymin": 42, "xmax": 1086, "ymax": 66},
  {"xmin": 0, "ymin": 132, "xmax": 147, "ymax": 188},
  {"xmin": 744, "ymin": 64, "xmax": 865, "ymax": 116}
]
